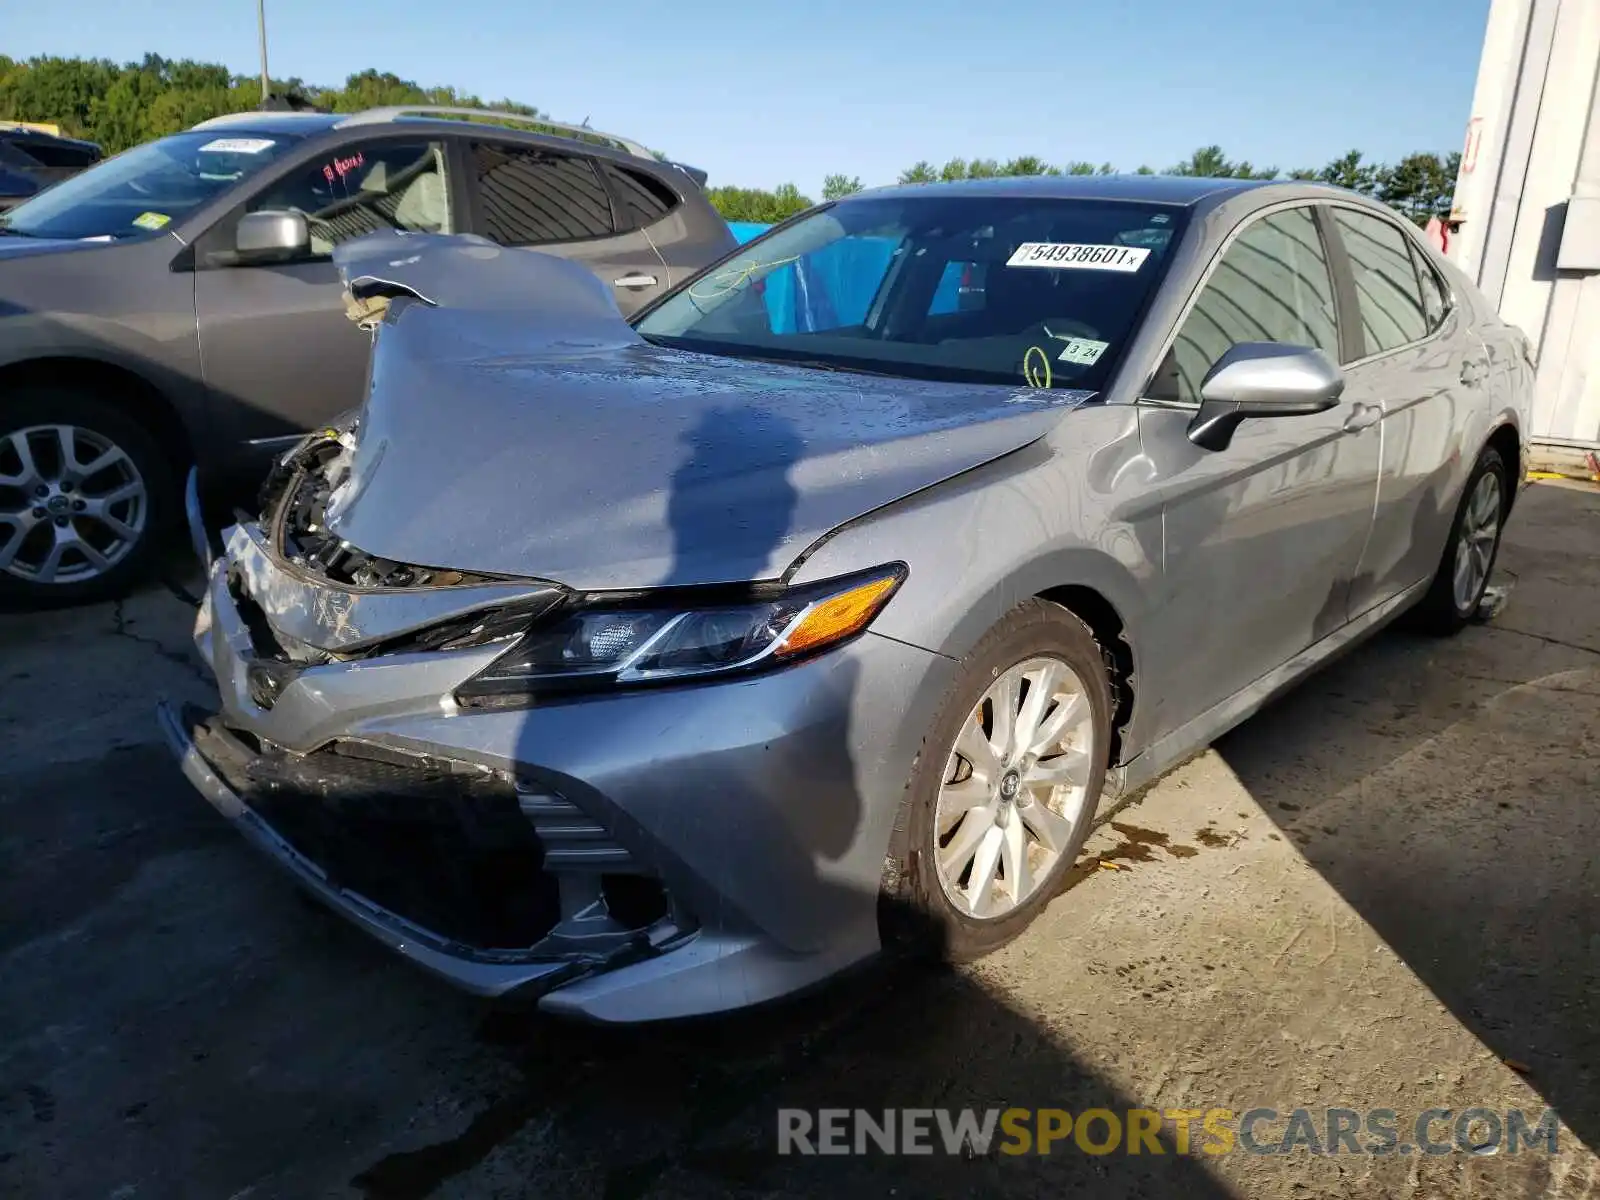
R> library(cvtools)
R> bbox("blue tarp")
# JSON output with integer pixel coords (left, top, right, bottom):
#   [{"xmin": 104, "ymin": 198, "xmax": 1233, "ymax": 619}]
[{"xmin": 719, "ymin": 221, "xmax": 962, "ymax": 333}]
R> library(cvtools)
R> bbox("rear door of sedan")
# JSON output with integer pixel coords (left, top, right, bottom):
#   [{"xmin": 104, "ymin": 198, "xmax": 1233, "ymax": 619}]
[
  {"xmin": 1134, "ymin": 201, "xmax": 1383, "ymax": 743},
  {"xmin": 1322, "ymin": 203, "xmax": 1491, "ymax": 617}
]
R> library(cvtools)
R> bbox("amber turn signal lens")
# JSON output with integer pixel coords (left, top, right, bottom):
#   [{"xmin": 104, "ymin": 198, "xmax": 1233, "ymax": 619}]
[{"xmin": 775, "ymin": 573, "xmax": 903, "ymax": 659}]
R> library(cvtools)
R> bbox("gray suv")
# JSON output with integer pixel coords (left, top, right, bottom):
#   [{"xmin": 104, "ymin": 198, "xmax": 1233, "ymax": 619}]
[{"xmin": 0, "ymin": 106, "xmax": 736, "ymax": 605}]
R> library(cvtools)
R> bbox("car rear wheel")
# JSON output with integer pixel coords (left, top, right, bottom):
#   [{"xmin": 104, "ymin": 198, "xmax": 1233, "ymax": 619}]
[
  {"xmin": 881, "ymin": 599, "xmax": 1112, "ymax": 961},
  {"xmin": 0, "ymin": 388, "xmax": 176, "ymax": 608},
  {"xmin": 1408, "ymin": 444, "xmax": 1508, "ymax": 637}
]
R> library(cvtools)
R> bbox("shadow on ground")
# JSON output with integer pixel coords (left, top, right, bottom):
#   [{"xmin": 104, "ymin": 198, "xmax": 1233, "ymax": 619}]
[{"xmin": 1216, "ymin": 482, "xmax": 1600, "ymax": 1153}]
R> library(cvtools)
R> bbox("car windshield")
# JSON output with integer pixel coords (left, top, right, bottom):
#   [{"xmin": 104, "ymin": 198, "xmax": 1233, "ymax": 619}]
[
  {"xmin": 0, "ymin": 129, "xmax": 302, "ymax": 241},
  {"xmin": 635, "ymin": 194, "xmax": 1189, "ymax": 391}
]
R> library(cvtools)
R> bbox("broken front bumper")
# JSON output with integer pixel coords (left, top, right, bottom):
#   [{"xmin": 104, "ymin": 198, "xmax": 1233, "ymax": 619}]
[{"xmin": 160, "ymin": 514, "xmax": 955, "ymax": 1022}]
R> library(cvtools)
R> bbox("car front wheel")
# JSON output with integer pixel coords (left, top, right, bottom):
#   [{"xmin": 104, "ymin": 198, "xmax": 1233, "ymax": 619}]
[
  {"xmin": 881, "ymin": 599, "xmax": 1113, "ymax": 961},
  {"xmin": 0, "ymin": 388, "xmax": 176, "ymax": 607}
]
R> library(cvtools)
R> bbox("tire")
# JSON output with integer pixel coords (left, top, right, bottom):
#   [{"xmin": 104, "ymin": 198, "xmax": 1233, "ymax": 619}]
[
  {"xmin": 1407, "ymin": 445, "xmax": 1509, "ymax": 637},
  {"xmin": 0, "ymin": 387, "xmax": 179, "ymax": 608},
  {"xmin": 880, "ymin": 599, "xmax": 1113, "ymax": 962}
]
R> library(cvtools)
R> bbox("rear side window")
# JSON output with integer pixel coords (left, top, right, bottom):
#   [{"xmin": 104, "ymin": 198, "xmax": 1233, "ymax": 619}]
[
  {"xmin": 1155, "ymin": 206, "xmax": 1339, "ymax": 404},
  {"xmin": 471, "ymin": 143, "xmax": 614, "ymax": 245},
  {"xmin": 1331, "ymin": 209, "xmax": 1428, "ymax": 355},
  {"xmin": 1409, "ymin": 240, "xmax": 1449, "ymax": 333},
  {"xmin": 20, "ymin": 141, "xmax": 99, "ymax": 169},
  {"xmin": 606, "ymin": 164, "xmax": 679, "ymax": 229}
]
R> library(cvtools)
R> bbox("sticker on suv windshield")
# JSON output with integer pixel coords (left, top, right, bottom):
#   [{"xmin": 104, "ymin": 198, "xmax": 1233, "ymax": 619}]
[
  {"xmin": 1006, "ymin": 242, "xmax": 1150, "ymax": 272},
  {"xmin": 131, "ymin": 211, "xmax": 171, "ymax": 231},
  {"xmin": 199, "ymin": 137, "xmax": 277, "ymax": 154}
]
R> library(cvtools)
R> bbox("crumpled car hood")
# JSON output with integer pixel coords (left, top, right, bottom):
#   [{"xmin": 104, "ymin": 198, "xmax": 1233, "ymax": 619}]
[{"xmin": 321, "ymin": 233, "xmax": 1091, "ymax": 591}]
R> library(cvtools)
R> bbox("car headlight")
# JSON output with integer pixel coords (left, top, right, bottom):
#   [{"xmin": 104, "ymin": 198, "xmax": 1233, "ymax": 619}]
[{"xmin": 455, "ymin": 564, "xmax": 906, "ymax": 701}]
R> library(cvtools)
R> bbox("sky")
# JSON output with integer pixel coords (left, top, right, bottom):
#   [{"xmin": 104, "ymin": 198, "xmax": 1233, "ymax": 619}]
[{"xmin": 7, "ymin": 0, "xmax": 1492, "ymax": 197}]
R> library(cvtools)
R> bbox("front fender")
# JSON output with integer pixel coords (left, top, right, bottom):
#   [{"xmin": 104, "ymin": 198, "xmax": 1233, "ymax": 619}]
[{"xmin": 786, "ymin": 404, "xmax": 1163, "ymax": 756}]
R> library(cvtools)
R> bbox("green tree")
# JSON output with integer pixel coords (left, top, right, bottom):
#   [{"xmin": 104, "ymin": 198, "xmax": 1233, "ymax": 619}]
[
  {"xmin": 1377, "ymin": 151, "xmax": 1460, "ymax": 225},
  {"xmin": 1315, "ymin": 149, "xmax": 1379, "ymax": 194},
  {"xmin": 898, "ymin": 161, "xmax": 938, "ymax": 185},
  {"xmin": 704, "ymin": 183, "xmax": 814, "ymax": 223},
  {"xmin": 822, "ymin": 173, "xmax": 863, "ymax": 200},
  {"xmin": 1167, "ymin": 145, "xmax": 1277, "ymax": 180},
  {"xmin": 1000, "ymin": 155, "xmax": 1048, "ymax": 177}
]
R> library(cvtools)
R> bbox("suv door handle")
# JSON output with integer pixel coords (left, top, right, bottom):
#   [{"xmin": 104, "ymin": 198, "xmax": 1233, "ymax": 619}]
[
  {"xmin": 613, "ymin": 273, "xmax": 658, "ymax": 289},
  {"xmin": 1342, "ymin": 403, "xmax": 1381, "ymax": 433}
]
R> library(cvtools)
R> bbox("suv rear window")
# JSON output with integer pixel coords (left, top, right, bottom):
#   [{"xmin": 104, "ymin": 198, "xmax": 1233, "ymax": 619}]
[
  {"xmin": 470, "ymin": 143, "xmax": 614, "ymax": 245},
  {"xmin": 605, "ymin": 164, "xmax": 679, "ymax": 229}
]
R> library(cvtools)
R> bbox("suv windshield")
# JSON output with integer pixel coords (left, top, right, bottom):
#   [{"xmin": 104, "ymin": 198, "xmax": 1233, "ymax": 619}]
[
  {"xmin": 0, "ymin": 130, "xmax": 302, "ymax": 241},
  {"xmin": 635, "ymin": 194, "xmax": 1188, "ymax": 390}
]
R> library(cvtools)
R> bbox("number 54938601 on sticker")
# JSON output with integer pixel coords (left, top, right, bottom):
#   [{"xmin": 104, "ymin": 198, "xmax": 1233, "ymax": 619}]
[{"xmin": 1007, "ymin": 242, "xmax": 1151, "ymax": 272}]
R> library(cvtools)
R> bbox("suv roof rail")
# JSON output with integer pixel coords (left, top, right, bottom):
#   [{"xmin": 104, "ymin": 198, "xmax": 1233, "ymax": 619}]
[{"xmin": 334, "ymin": 106, "xmax": 657, "ymax": 160}]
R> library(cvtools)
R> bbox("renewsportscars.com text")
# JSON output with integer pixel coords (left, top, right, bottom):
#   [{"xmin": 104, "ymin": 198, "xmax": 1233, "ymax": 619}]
[{"xmin": 777, "ymin": 1106, "xmax": 1561, "ymax": 1157}]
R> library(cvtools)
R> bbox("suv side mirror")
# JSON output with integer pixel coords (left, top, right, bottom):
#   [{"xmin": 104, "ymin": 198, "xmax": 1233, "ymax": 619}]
[
  {"xmin": 1187, "ymin": 342, "xmax": 1345, "ymax": 452},
  {"xmin": 235, "ymin": 210, "xmax": 310, "ymax": 262}
]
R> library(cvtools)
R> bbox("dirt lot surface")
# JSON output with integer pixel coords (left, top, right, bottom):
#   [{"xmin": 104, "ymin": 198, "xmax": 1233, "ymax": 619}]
[{"xmin": 2, "ymin": 481, "xmax": 1597, "ymax": 1199}]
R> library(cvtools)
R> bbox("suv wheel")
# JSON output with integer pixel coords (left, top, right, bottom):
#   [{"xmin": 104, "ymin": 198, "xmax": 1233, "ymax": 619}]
[{"xmin": 0, "ymin": 388, "xmax": 176, "ymax": 607}]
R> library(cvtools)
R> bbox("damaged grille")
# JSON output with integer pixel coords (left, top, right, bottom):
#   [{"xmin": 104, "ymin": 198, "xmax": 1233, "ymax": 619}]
[
  {"xmin": 190, "ymin": 715, "xmax": 672, "ymax": 953},
  {"xmin": 264, "ymin": 427, "xmax": 504, "ymax": 591}
]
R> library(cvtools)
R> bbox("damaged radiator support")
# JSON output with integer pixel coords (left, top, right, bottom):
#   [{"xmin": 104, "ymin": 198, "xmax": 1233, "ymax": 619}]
[{"xmin": 263, "ymin": 426, "xmax": 504, "ymax": 591}]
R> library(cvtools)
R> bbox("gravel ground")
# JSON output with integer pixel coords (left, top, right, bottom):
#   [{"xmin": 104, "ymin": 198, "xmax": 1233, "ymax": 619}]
[{"xmin": 1, "ymin": 480, "xmax": 1597, "ymax": 1199}]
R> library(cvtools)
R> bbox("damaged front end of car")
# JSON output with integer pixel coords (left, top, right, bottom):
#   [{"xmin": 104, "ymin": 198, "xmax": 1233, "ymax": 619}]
[{"xmin": 159, "ymin": 236, "xmax": 704, "ymax": 1007}]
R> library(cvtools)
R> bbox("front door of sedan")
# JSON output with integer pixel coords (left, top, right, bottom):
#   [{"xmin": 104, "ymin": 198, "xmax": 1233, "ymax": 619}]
[
  {"xmin": 1325, "ymin": 205, "xmax": 1487, "ymax": 616},
  {"xmin": 1134, "ymin": 203, "xmax": 1382, "ymax": 743},
  {"xmin": 461, "ymin": 140, "xmax": 670, "ymax": 315},
  {"xmin": 193, "ymin": 138, "xmax": 457, "ymax": 457}
]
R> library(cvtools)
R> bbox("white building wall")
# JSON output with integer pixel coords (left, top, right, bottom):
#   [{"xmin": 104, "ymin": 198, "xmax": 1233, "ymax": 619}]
[{"xmin": 1448, "ymin": 0, "xmax": 1600, "ymax": 452}]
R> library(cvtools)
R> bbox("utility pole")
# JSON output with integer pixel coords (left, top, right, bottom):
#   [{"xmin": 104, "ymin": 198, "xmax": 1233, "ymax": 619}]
[{"xmin": 256, "ymin": 0, "xmax": 271, "ymax": 105}]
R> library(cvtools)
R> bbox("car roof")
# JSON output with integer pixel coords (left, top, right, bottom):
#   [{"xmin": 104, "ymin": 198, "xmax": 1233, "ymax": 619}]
[
  {"xmin": 182, "ymin": 111, "xmax": 347, "ymax": 138},
  {"xmin": 854, "ymin": 173, "xmax": 1284, "ymax": 206}
]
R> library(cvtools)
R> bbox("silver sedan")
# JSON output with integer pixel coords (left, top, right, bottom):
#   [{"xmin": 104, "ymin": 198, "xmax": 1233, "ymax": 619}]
[{"xmin": 161, "ymin": 175, "xmax": 1533, "ymax": 1022}]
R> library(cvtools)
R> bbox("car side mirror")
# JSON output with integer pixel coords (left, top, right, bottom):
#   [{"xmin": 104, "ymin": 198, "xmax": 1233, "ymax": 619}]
[
  {"xmin": 235, "ymin": 210, "xmax": 310, "ymax": 262},
  {"xmin": 1187, "ymin": 342, "xmax": 1345, "ymax": 452}
]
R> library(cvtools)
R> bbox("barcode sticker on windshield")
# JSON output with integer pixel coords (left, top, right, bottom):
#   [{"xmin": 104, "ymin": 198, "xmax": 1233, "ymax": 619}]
[
  {"xmin": 1007, "ymin": 242, "xmax": 1150, "ymax": 272},
  {"xmin": 199, "ymin": 137, "xmax": 276, "ymax": 154}
]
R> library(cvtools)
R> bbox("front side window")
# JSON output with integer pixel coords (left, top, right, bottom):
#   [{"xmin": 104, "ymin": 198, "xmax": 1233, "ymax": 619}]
[
  {"xmin": 242, "ymin": 139, "xmax": 450, "ymax": 258},
  {"xmin": 1151, "ymin": 206, "xmax": 1339, "ymax": 404},
  {"xmin": 0, "ymin": 130, "xmax": 302, "ymax": 240},
  {"xmin": 1331, "ymin": 208, "xmax": 1428, "ymax": 355},
  {"xmin": 635, "ymin": 196, "xmax": 1188, "ymax": 391},
  {"xmin": 471, "ymin": 143, "xmax": 614, "ymax": 245}
]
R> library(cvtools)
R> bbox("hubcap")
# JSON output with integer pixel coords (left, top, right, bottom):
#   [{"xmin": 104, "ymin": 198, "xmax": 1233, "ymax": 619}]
[
  {"xmin": 1452, "ymin": 471, "xmax": 1502, "ymax": 613},
  {"xmin": 933, "ymin": 656, "xmax": 1097, "ymax": 920},
  {"xmin": 0, "ymin": 424, "xmax": 147, "ymax": 585}
]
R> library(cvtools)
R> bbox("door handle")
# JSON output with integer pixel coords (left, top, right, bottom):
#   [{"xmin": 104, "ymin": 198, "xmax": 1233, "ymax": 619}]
[
  {"xmin": 1342, "ymin": 403, "xmax": 1381, "ymax": 433},
  {"xmin": 613, "ymin": 273, "xmax": 658, "ymax": 289}
]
